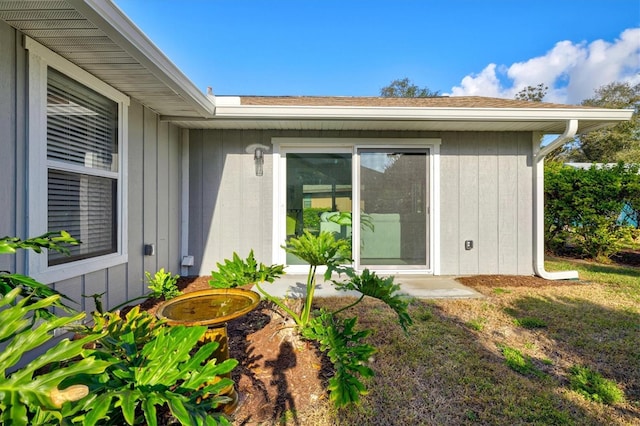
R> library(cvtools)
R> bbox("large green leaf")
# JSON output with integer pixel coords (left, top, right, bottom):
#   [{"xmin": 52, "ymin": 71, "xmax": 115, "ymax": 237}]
[
  {"xmin": 333, "ymin": 269, "xmax": 413, "ymax": 332},
  {"xmin": 0, "ymin": 290, "xmax": 109, "ymax": 426}
]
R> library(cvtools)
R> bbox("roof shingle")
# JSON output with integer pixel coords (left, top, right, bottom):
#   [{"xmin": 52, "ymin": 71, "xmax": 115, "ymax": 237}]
[{"xmin": 238, "ymin": 96, "xmax": 591, "ymax": 109}]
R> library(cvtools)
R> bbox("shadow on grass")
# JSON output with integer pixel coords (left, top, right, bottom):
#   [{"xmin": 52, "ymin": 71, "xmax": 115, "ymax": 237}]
[
  {"xmin": 336, "ymin": 298, "xmax": 639, "ymax": 426},
  {"xmin": 506, "ymin": 295, "xmax": 640, "ymax": 402},
  {"xmin": 327, "ymin": 297, "xmax": 638, "ymax": 426}
]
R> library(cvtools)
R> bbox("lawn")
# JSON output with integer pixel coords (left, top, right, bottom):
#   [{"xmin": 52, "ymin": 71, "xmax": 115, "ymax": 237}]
[{"xmin": 284, "ymin": 259, "xmax": 640, "ymax": 425}]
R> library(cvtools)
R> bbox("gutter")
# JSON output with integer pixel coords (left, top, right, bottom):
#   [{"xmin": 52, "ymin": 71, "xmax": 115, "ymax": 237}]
[{"xmin": 532, "ymin": 119, "xmax": 579, "ymax": 280}]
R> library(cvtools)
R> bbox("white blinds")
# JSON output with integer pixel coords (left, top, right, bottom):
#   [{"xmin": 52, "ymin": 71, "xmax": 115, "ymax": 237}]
[{"xmin": 46, "ymin": 68, "xmax": 119, "ymax": 265}]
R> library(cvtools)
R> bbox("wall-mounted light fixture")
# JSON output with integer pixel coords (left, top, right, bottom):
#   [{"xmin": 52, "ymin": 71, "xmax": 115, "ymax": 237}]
[{"xmin": 245, "ymin": 143, "xmax": 270, "ymax": 176}]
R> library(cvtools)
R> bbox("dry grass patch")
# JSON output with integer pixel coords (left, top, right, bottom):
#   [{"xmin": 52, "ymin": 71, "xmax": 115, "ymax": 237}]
[{"xmin": 299, "ymin": 263, "xmax": 639, "ymax": 425}]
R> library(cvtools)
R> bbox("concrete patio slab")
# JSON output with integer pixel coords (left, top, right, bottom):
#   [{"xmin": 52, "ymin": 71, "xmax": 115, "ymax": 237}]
[{"xmin": 251, "ymin": 274, "xmax": 483, "ymax": 300}]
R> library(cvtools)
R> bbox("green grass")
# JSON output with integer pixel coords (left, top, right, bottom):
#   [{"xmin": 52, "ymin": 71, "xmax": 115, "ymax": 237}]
[
  {"xmin": 569, "ymin": 365, "xmax": 625, "ymax": 405},
  {"xmin": 466, "ymin": 317, "xmax": 486, "ymax": 331},
  {"xmin": 498, "ymin": 344, "xmax": 544, "ymax": 377},
  {"xmin": 513, "ymin": 316, "xmax": 548, "ymax": 329},
  {"xmin": 546, "ymin": 258, "xmax": 640, "ymax": 298}
]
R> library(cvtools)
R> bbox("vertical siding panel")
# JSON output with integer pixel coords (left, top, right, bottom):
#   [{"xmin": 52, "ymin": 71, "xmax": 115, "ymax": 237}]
[
  {"xmin": 168, "ymin": 124, "xmax": 182, "ymax": 273},
  {"xmin": 107, "ymin": 264, "xmax": 128, "ymax": 310},
  {"xmin": 0, "ymin": 23, "xmax": 16, "ymax": 274},
  {"xmin": 241, "ymin": 130, "xmax": 263, "ymax": 257},
  {"xmin": 156, "ymin": 121, "xmax": 170, "ymax": 270},
  {"xmin": 518, "ymin": 134, "xmax": 534, "ymax": 274},
  {"xmin": 142, "ymin": 107, "xmax": 158, "ymax": 284},
  {"xmin": 458, "ymin": 135, "xmax": 479, "ymax": 274},
  {"xmin": 478, "ymin": 133, "xmax": 499, "ymax": 273},
  {"xmin": 14, "ymin": 31, "xmax": 27, "ymax": 274},
  {"xmin": 259, "ymin": 130, "xmax": 274, "ymax": 261},
  {"xmin": 127, "ymin": 101, "xmax": 144, "ymax": 300},
  {"xmin": 498, "ymin": 133, "xmax": 519, "ymax": 273},
  {"xmin": 189, "ymin": 130, "xmax": 204, "ymax": 273},
  {"xmin": 439, "ymin": 132, "xmax": 460, "ymax": 274},
  {"xmin": 53, "ymin": 277, "xmax": 83, "ymax": 314},
  {"xmin": 218, "ymin": 131, "xmax": 243, "ymax": 256},
  {"xmin": 84, "ymin": 270, "xmax": 107, "ymax": 313},
  {"xmin": 201, "ymin": 130, "xmax": 223, "ymax": 274}
]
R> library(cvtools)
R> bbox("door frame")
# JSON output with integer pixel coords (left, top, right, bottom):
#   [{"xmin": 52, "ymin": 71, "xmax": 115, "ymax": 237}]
[{"xmin": 272, "ymin": 137, "xmax": 441, "ymax": 275}]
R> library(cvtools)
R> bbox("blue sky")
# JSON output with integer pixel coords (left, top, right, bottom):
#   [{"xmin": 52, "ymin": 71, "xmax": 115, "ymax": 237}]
[{"xmin": 114, "ymin": 0, "xmax": 639, "ymax": 104}]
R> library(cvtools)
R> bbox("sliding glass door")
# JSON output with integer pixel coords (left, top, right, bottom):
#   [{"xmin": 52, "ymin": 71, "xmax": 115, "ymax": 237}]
[
  {"xmin": 280, "ymin": 144, "xmax": 431, "ymax": 271},
  {"xmin": 358, "ymin": 148, "xmax": 429, "ymax": 270}
]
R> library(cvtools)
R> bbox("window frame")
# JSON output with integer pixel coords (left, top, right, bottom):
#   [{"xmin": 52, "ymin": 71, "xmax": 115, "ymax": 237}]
[{"xmin": 26, "ymin": 37, "xmax": 129, "ymax": 284}]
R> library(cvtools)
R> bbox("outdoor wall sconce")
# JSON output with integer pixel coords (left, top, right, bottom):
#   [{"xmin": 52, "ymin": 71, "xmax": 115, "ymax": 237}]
[{"xmin": 245, "ymin": 143, "xmax": 270, "ymax": 176}]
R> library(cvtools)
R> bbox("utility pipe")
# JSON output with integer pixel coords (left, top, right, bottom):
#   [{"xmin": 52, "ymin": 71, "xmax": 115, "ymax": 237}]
[{"xmin": 532, "ymin": 119, "xmax": 579, "ymax": 280}]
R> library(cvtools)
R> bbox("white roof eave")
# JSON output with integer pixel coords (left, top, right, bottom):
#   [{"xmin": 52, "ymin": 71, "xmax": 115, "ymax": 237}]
[
  {"xmin": 164, "ymin": 104, "xmax": 633, "ymax": 132},
  {"xmin": 211, "ymin": 104, "xmax": 633, "ymax": 121}
]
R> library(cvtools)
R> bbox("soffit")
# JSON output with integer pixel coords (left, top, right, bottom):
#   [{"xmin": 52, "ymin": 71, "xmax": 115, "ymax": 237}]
[{"xmin": 0, "ymin": 0, "xmax": 213, "ymax": 118}]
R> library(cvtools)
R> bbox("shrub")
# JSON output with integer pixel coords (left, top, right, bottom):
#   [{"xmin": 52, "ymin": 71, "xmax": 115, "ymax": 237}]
[
  {"xmin": 569, "ymin": 365, "xmax": 625, "ymax": 405},
  {"xmin": 545, "ymin": 162, "xmax": 639, "ymax": 260}
]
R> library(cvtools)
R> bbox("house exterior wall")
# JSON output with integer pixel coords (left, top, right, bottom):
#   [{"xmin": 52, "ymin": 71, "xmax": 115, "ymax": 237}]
[
  {"xmin": 188, "ymin": 129, "xmax": 534, "ymax": 276},
  {"xmin": 0, "ymin": 21, "xmax": 183, "ymax": 313}
]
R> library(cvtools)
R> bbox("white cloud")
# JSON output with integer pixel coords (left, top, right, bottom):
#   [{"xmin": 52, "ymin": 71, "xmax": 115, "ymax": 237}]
[{"xmin": 447, "ymin": 28, "xmax": 640, "ymax": 104}]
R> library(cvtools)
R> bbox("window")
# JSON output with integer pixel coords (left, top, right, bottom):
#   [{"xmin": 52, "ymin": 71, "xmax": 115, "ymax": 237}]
[
  {"xmin": 47, "ymin": 69, "xmax": 119, "ymax": 265},
  {"xmin": 27, "ymin": 38, "xmax": 129, "ymax": 283}
]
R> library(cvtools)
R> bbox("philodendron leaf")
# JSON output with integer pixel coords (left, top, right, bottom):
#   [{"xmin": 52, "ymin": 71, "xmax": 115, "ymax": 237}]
[
  {"xmin": 0, "ymin": 289, "xmax": 109, "ymax": 426},
  {"xmin": 334, "ymin": 269, "xmax": 413, "ymax": 332}
]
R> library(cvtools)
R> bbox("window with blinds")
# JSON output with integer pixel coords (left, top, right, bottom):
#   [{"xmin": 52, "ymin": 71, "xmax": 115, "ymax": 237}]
[{"xmin": 47, "ymin": 68, "xmax": 119, "ymax": 265}]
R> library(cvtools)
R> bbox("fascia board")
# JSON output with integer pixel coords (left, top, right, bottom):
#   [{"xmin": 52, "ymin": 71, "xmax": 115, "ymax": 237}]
[
  {"xmin": 213, "ymin": 105, "xmax": 634, "ymax": 123},
  {"xmin": 67, "ymin": 0, "xmax": 214, "ymax": 118}
]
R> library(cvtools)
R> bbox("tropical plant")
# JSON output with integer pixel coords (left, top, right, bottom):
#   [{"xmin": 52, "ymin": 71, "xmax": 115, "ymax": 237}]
[
  {"xmin": 209, "ymin": 250, "xmax": 285, "ymax": 289},
  {"xmin": 145, "ymin": 268, "xmax": 181, "ymax": 300},
  {"xmin": 0, "ymin": 288, "xmax": 110, "ymax": 426},
  {"xmin": 211, "ymin": 231, "xmax": 413, "ymax": 407},
  {"xmin": 302, "ymin": 311, "xmax": 375, "ymax": 407},
  {"xmin": 74, "ymin": 307, "xmax": 236, "ymax": 425},
  {"xmin": 0, "ymin": 232, "xmax": 80, "ymax": 320}
]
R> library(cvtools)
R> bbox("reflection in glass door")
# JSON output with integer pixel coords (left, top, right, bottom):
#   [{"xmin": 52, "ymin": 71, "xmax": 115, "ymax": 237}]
[
  {"xmin": 285, "ymin": 153, "xmax": 352, "ymax": 264},
  {"xmin": 358, "ymin": 149, "xmax": 429, "ymax": 269}
]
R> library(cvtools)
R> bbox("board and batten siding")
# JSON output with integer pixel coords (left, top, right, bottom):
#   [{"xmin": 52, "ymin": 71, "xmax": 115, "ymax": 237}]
[
  {"xmin": 188, "ymin": 129, "xmax": 534, "ymax": 276},
  {"xmin": 440, "ymin": 131, "xmax": 533, "ymax": 275},
  {"xmin": 0, "ymin": 18, "xmax": 183, "ymax": 314}
]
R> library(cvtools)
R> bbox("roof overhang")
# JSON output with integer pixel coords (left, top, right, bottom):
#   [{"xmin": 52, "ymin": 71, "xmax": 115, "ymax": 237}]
[
  {"xmin": 0, "ymin": 0, "xmax": 214, "ymax": 118},
  {"xmin": 166, "ymin": 101, "xmax": 634, "ymax": 134}
]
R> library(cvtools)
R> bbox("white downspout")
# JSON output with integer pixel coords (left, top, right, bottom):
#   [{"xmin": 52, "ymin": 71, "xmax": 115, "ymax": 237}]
[{"xmin": 532, "ymin": 119, "xmax": 579, "ymax": 280}]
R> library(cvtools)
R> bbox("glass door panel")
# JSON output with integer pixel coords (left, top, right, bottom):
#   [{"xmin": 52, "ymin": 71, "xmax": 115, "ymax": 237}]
[
  {"xmin": 286, "ymin": 153, "xmax": 352, "ymax": 264},
  {"xmin": 358, "ymin": 149, "xmax": 429, "ymax": 269}
]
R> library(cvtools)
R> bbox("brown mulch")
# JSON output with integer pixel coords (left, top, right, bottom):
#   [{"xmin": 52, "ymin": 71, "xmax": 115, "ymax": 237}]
[{"xmin": 140, "ymin": 276, "xmax": 332, "ymax": 425}]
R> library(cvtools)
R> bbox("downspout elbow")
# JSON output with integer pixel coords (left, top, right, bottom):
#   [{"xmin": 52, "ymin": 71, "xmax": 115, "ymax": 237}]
[{"xmin": 533, "ymin": 119, "xmax": 579, "ymax": 280}]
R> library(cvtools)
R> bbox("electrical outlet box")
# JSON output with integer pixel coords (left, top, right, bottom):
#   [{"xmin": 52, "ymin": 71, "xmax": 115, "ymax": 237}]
[{"xmin": 465, "ymin": 240, "xmax": 474, "ymax": 250}]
